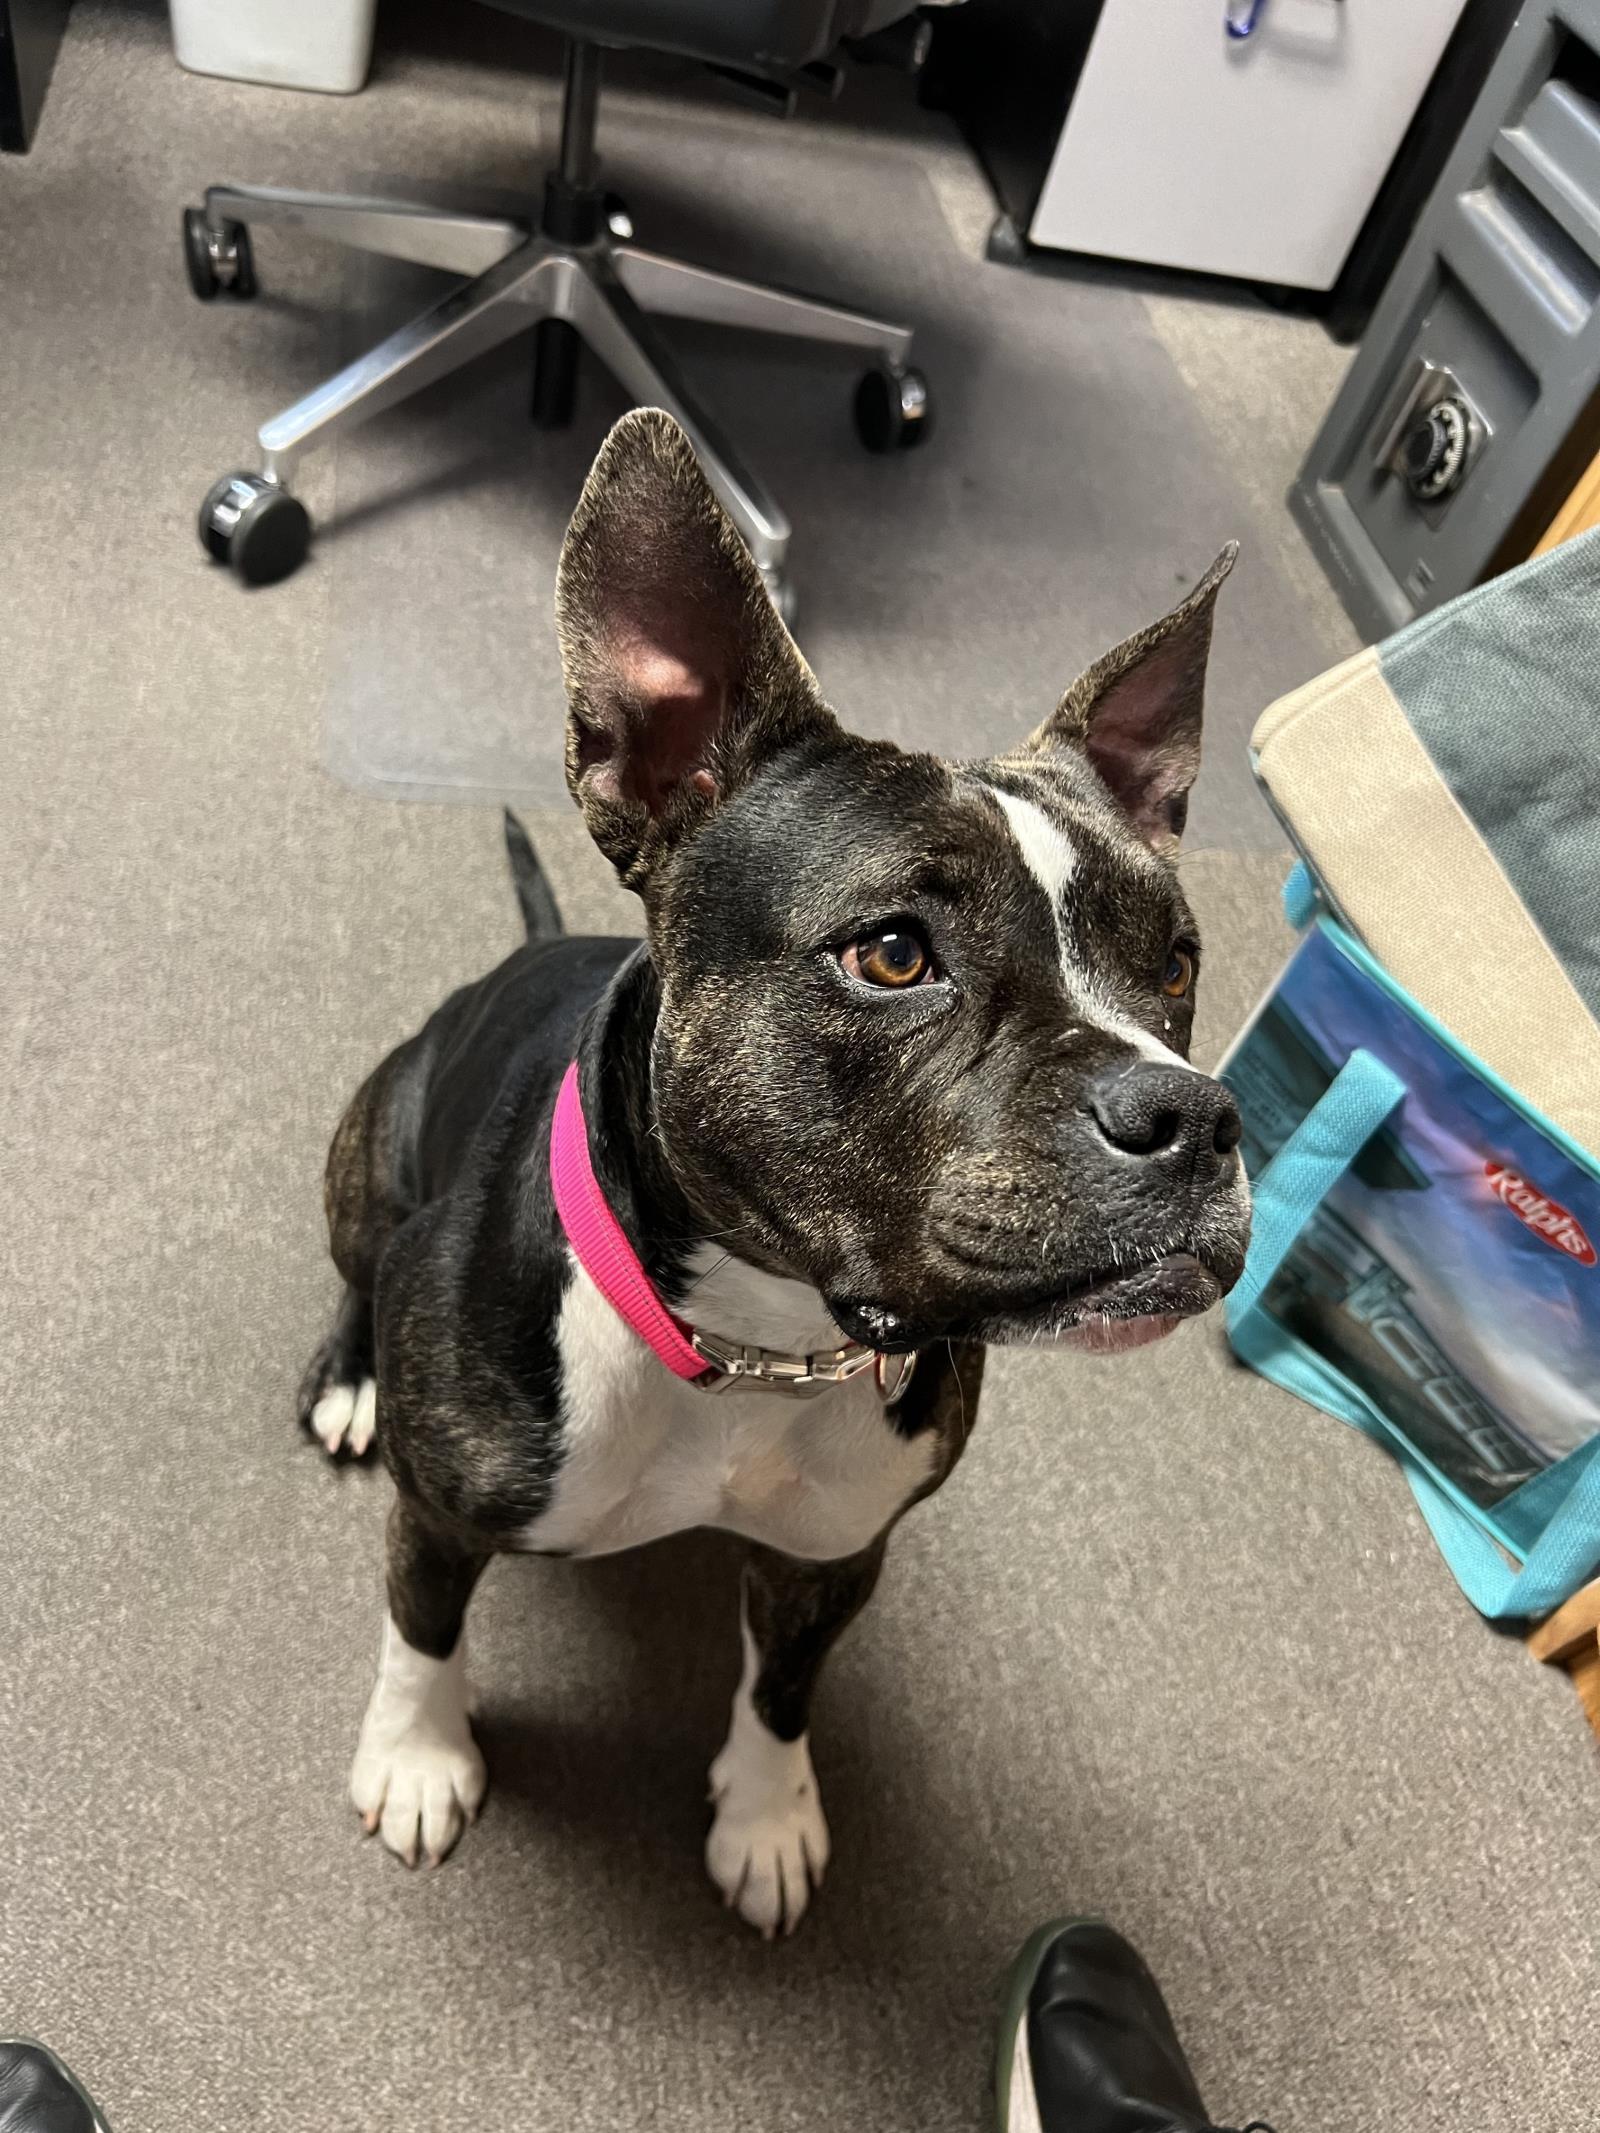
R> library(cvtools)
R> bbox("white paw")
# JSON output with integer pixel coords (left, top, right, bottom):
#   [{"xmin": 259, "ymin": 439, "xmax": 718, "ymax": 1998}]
[
  {"xmin": 311, "ymin": 1377, "xmax": 376, "ymax": 1458},
  {"xmin": 350, "ymin": 1727, "xmax": 485, "ymax": 1867},
  {"xmin": 349, "ymin": 1617, "xmax": 484, "ymax": 1867},
  {"xmin": 706, "ymin": 1731, "xmax": 830, "ymax": 1939}
]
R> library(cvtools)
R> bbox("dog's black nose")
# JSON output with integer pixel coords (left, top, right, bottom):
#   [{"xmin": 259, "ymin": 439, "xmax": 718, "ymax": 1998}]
[{"xmin": 1085, "ymin": 1062, "xmax": 1241, "ymax": 1167}]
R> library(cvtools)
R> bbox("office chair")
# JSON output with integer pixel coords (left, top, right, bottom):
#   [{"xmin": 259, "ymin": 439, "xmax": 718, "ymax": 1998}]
[{"xmin": 183, "ymin": 2, "xmax": 949, "ymax": 608}]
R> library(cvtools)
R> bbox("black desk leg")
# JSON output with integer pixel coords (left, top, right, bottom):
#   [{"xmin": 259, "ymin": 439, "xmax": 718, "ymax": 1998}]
[{"xmin": 1, "ymin": 0, "xmax": 72, "ymax": 153}]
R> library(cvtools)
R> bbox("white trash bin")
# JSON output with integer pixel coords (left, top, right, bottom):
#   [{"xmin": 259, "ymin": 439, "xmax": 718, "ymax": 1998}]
[{"xmin": 171, "ymin": 0, "xmax": 379, "ymax": 94}]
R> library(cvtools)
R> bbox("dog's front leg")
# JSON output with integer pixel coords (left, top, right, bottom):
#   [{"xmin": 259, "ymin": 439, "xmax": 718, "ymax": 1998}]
[
  {"xmin": 349, "ymin": 1496, "xmax": 491, "ymax": 1868},
  {"xmin": 707, "ymin": 1537, "xmax": 886, "ymax": 1938}
]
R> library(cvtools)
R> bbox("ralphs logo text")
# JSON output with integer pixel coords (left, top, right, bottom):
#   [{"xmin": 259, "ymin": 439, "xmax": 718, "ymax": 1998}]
[{"xmin": 1483, "ymin": 1162, "xmax": 1597, "ymax": 1267}]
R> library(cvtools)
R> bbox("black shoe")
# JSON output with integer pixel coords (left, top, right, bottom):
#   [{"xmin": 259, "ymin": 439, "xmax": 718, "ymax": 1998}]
[
  {"xmin": 0, "ymin": 2043, "xmax": 111, "ymax": 2133},
  {"xmin": 995, "ymin": 1918, "xmax": 1275, "ymax": 2133}
]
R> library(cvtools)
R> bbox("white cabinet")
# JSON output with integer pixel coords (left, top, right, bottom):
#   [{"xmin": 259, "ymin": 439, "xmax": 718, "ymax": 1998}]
[{"xmin": 1030, "ymin": 0, "xmax": 1470, "ymax": 290}]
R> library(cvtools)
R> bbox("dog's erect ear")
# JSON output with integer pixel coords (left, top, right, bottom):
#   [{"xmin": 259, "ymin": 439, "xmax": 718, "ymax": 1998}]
[
  {"xmin": 556, "ymin": 409, "xmax": 834, "ymax": 887},
  {"xmin": 1029, "ymin": 545, "xmax": 1237, "ymax": 855}
]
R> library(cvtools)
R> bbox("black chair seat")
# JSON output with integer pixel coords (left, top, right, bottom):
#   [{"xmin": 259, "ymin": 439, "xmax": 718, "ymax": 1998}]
[{"xmin": 480, "ymin": 0, "xmax": 914, "ymax": 72}]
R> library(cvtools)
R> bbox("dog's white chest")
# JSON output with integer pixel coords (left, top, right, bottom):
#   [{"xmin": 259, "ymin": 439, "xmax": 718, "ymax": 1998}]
[{"xmin": 515, "ymin": 1259, "xmax": 935, "ymax": 1561}]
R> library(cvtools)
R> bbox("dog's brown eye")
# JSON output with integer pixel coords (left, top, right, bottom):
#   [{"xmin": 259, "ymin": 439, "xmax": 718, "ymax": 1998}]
[
  {"xmin": 843, "ymin": 927, "xmax": 932, "ymax": 989},
  {"xmin": 1162, "ymin": 947, "xmax": 1195, "ymax": 998}
]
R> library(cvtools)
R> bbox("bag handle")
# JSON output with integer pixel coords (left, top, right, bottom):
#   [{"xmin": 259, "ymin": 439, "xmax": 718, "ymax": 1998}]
[
  {"xmin": 1225, "ymin": 1048, "xmax": 1405, "ymax": 1325},
  {"xmin": 1227, "ymin": 1048, "xmax": 1600, "ymax": 1618}
]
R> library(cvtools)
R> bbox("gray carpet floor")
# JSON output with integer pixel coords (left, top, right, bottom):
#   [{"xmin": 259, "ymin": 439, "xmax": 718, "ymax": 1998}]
[{"xmin": 3, "ymin": 7, "xmax": 1598, "ymax": 2132}]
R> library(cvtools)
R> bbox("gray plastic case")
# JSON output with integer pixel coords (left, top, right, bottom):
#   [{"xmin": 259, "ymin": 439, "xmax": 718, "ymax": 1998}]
[{"xmin": 1292, "ymin": 0, "xmax": 1600, "ymax": 639}]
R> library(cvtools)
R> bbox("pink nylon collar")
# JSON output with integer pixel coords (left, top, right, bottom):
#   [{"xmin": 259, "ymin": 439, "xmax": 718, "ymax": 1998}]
[{"xmin": 549, "ymin": 1060, "xmax": 708, "ymax": 1382}]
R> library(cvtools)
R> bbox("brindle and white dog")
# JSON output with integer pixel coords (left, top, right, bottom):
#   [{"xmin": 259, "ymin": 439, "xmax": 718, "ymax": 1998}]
[{"xmin": 300, "ymin": 409, "xmax": 1250, "ymax": 1937}]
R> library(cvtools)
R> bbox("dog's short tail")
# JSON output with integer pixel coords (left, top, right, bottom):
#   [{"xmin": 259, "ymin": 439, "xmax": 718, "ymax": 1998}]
[{"xmin": 503, "ymin": 809, "xmax": 564, "ymax": 942}]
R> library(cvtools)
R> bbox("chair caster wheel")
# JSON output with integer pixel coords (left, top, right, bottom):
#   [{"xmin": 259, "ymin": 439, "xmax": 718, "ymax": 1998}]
[
  {"xmin": 854, "ymin": 364, "xmax": 931, "ymax": 453},
  {"xmin": 197, "ymin": 474, "xmax": 311, "ymax": 586},
  {"xmin": 762, "ymin": 568, "xmax": 797, "ymax": 627},
  {"xmin": 985, "ymin": 212, "xmax": 1028, "ymax": 268},
  {"xmin": 184, "ymin": 207, "xmax": 257, "ymax": 301}
]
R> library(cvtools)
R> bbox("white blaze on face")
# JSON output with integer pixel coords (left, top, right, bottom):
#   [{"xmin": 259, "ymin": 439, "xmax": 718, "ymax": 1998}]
[
  {"xmin": 985, "ymin": 782, "xmax": 1187, "ymax": 1069},
  {"xmin": 991, "ymin": 785, "xmax": 1078, "ymax": 915}
]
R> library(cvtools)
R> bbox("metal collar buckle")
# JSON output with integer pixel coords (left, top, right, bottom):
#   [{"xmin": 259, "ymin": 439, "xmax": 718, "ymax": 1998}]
[{"xmin": 690, "ymin": 1330, "xmax": 918, "ymax": 1407}]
